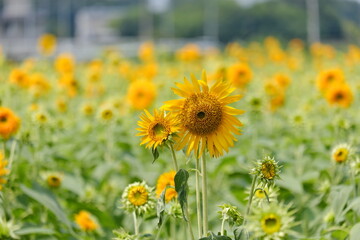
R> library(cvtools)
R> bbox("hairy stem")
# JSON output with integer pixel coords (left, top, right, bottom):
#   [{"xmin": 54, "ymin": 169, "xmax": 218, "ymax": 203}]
[
  {"xmin": 201, "ymin": 153, "xmax": 208, "ymax": 236},
  {"xmin": 195, "ymin": 156, "xmax": 202, "ymax": 238}
]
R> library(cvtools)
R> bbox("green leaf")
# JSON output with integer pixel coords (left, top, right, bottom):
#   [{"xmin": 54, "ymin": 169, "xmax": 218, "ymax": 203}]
[
  {"xmin": 174, "ymin": 169, "xmax": 189, "ymax": 221},
  {"xmin": 349, "ymin": 222, "xmax": 360, "ymax": 240},
  {"xmin": 20, "ymin": 184, "xmax": 73, "ymax": 231},
  {"xmin": 15, "ymin": 227, "xmax": 55, "ymax": 236},
  {"xmin": 152, "ymin": 147, "xmax": 160, "ymax": 163}
]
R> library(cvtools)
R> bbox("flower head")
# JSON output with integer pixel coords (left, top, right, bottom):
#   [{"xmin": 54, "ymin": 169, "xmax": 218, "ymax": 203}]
[
  {"xmin": 164, "ymin": 71, "xmax": 244, "ymax": 158},
  {"xmin": 0, "ymin": 107, "xmax": 20, "ymax": 139},
  {"xmin": 246, "ymin": 184, "xmax": 278, "ymax": 207},
  {"xmin": 316, "ymin": 68, "xmax": 344, "ymax": 92},
  {"xmin": 127, "ymin": 79, "xmax": 157, "ymax": 110},
  {"xmin": 74, "ymin": 210, "xmax": 98, "ymax": 232},
  {"xmin": 155, "ymin": 170, "xmax": 177, "ymax": 202},
  {"xmin": 324, "ymin": 82, "xmax": 353, "ymax": 108},
  {"xmin": 227, "ymin": 63, "xmax": 253, "ymax": 88},
  {"xmin": 248, "ymin": 202, "xmax": 296, "ymax": 240},
  {"xmin": 55, "ymin": 53, "xmax": 75, "ymax": 74},
  {"xmin": 331, "ymin": 143, "xmax": 352, "ymax": 164},
  {"xmin": 218, "ymin": 204, "xmax": 243, "ymax": 226},
  {"xmin": 43, "ymin": 172, "xmax": 63, "ymax": 188},
  {"xmin": 137, "ymin": 109, "xmax": 179, "ymax": 150},
  {"xmin": 38, "ymin": 33, "xmax": 57, "ymax": 56},
  {"xmin": 121, "ymin": 181, "xmax": 156, "ymax": 215},
  {"xmin": 113, "ymin": 228, "xmax": 136, "ymax": 240},
  {"xmin": 252, "ymin": 156, "xmax": 281, "ymax": 186}
]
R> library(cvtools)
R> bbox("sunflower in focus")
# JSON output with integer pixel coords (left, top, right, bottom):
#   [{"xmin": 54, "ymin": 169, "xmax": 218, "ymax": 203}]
[
  {"xmin": 74, "ymin": 211, "xmax": 98, "ymax": 232},
  {"xmin": 316, "ymin": 68, "xmax": 344, "ymax": 92},
  {"xmin": 164, "ymin": 71, "xmax": 244, "ymax": 158},
  {"xmin": 137, "ymin": 109, "xmax": 179, "ymax": 149},
  {"xmin": 127, "ymin": 79, "xmax": 157, "ymax": 110},
  {"xmin": 227, "ymin": 63, "xmax": 252, "ymax": 89},
  {"xmin": 38, "ymin": 33, "xmax": 57, "ymax": 56},
  {"xmin": 324, "ymin": 82, "xmax": 353, "ymax": 108},
  {"xmin": 0, "ymin": 152, "xmax": 9, "ymax": 190},
  {"xmin": 156, "ymin": 171, "xmax": 177, "ymax": 202},
  {"xmin": 0, "ymin": 107, "xmax": 20, "ymax": 139}
]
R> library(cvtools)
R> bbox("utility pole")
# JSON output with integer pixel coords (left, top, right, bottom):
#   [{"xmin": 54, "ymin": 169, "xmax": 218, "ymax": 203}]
[
  {"xmin": 306, "ymin": 0, "xmax": 320, "ymax": 44},
  {"xmin": 203, "ymin": 0, "xmax": 219, "ymax": 43}
]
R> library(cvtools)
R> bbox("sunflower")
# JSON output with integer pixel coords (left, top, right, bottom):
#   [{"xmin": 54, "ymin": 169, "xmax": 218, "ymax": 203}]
[
  {"xmin": 273, "ymin": 73, "xmax": 291, "ymax": 89},
  {"xmin": 248, "ymin": 202, "xmax": 296, "ymax": 240},
  {"xmin": 28, "ymin": 73, "xmax": 51, "ymax": 97},
  {"xmin": 55, "ymin": 53, "xmax": 75, "ymax": 74},
  {"xmin": 331, "ymin": 143, "xmax": 351, "ymax": 164},
  {"xmin": 9, "ymin": 68, "xmax": 29, "ymax": 88},
  {"xmin": 138, "ymin": 42, "xmax": 155, "ymax": 62},
  {"xmin": 43, "ymin": 172, "xmax": 63, "ymax": 188},
  {"xmin": 0, "ymin": 107, "xmax": 20, "ymax": 139},
  {"xmin": 316, "ymin": 68, "xmax": 344, "ymax": 92},
  {"xmin": 252, "ymin": 156, "xmax": 281, "ymax": 186},
  {"xmin": 155, "ymin": 171, "xmax": 177, "ymax": 202},
  {"xmin": 227, "ymin": 63, "xmax": 253, "ymax": 88},
  {"xmin": 176, "ymin": 44, "xmax": 201, "ymax": 62},
  {"xmin": 74, "ymin": 211, "xmax": 98, "ymax": 232},
  {"xmin": 164, "ymin": 71, "xmax": 244, "ymax": 158},
  {"xmin": 38, "ymin": 33, "xmax": 57, "ymax": 56},
  {"xmin": 32, "ymin": 110, "xmax": 50, "ymax": 125},
  {"xmin": 127, "ymin": 79, "xmax": 157, "ymax": 110},
  {"xmin": 121, "ymin": 181, "xmax": 156, "ymax": 215},
  {"xmin": 137, "ymin": 109, "xmax": 179, "ymax": 149},
  {"xmin": 0, "ymin": 152, "xmax": 9, "ymax": 190},
  {"xmin": 246, "ymin": 184, "xmax": 278, "ymax": 207},
  {"xmin": 324, "ymin": 82, "xmax": 353, "ymax": 108}
]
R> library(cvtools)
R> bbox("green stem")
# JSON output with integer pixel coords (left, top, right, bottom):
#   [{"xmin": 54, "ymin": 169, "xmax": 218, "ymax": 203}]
[
  {"xmin": 155, "ymin": 216, "xmax": 168, "ymax": 240},
  {"xmin": 185, "ymin": 208, "xmax": 195, "ymax": 240},
  {"xmin": 220, "ymin": 217, "xmax": 226, "ymax": 236},
  {"xmin": 133, "ymin": 212, "xmax": 139, "ymax": 236},
  {"xmin": 201, "ymin": 153, "xmax": 208, "ymax": 236},
  {"xmin": 8, "ymin": 140, "xmax": 17, "ymax": 170},
  {"xmin": 195, "ymin": 156, "xmax": 202, "ymax": 238},
  {"xmin": 2, "ymin": 141, "xmax": 6, "ymax": 158},
  {"xmin": 171, "ymin": 217, "xmax": 176, "ymax": 240},
  {"xmin": 169, "ymin": 142, "xmax": 179, "ymax": 171},
  {"xmin": 246, "ymin": 175, "xmax": 258, "ymax": 216}
]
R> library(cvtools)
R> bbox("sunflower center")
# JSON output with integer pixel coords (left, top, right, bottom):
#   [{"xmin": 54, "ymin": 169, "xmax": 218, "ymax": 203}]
[
  {"xmin": 0, "ymin": 115, "xmax": 7, "ymax": 123},
  {"xmin": 334, "ymin": 148, "xmax": 348, "ymax": 163},
  {"xmin": 181, "ymin": 92, "xmax": 223, "ymax": 136},
  {"xmin": 261, "ymin": 214, "xmax": 281, "ymax": 234},
  {"xmin": 261, "ymin": 162, "xmax": 276, "ymax": 180},
  {"xmin": 255, "ymin": 189, "xmax": 266, "ymax": 199},
  {"xmin": 334, "ymin": 92, "xmax": 344, "ymax": 100},
  {"xmin": 128, "ymin": 186, "xmax": 148, "ymax": 206}
]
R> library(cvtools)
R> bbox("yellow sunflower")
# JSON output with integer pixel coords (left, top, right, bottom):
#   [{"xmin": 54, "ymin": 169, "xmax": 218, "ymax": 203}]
[
  {"xmin": 127, "ymin": 79, "xmax": 157, "ymax": 110},
  {"xmin": 325, "ymin": 82, "xmax": 353, "ymax": 108},
  {"xmin": 155, "ymin": 171, "xmax": 177, "ymax": 202},
  {"xmin": 136, "ymin": 109, "xmax": 179, "ymax": 149},
  {"xmin": 164, "ymin": 71, "xmax": 244, "ymax": 158},
  {"xmin": 38, "ymin": 33, "xmax": 57, "ymax": 56},
  {"xmin": 74, "ymin": 211, "xmax": 98, "ymax": 232},
  {"xmin": 316, "ymin": 68, "xmax": 344, "ymax": 92},
  {"xmin": 0, "ymin": 107, "xmax": 21, "ymax": 139},
  {"xmin": 227, "ymin": 63, "xmax": 253, "ymax": 89}
]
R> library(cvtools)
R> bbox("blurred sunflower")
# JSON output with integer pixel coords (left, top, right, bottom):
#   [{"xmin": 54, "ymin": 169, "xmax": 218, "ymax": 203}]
[
  {"xmin": 55, "ymin": 53, "xmax": 75, "ymax": 74},
  {"xmin": 28, "ymin": 73, "xmax": 51, "ymax": 97},
  {"xmin": 74, "ymin": 210, "xmax": 98, "ymax": 232},
  {"xmin": 155, "ymin": 170, "xmax": 177, "ymax": 202},
  {"xmin": 127, "ymin": 79, "xmax": 156, "ymax": 110},
  {"xmin": 331, "ymin": 143, "xmax": 351, "ymax": 164},
  {"xmin": 138, "ymin": 42, "xmax": 154, "ymax": 62},
  {"xmin": 316, "ymin": 68, "xmax": 344, "ymax": 92},
  {"xmin": 0, "ymin": 107, "xmax": 20, "ymax": 139},
  {"xmin": 227, "ymin": 63, "xmax": 253, "ymax": 88},
  {"xmin": 9, "ymin": 68, "xmax": 29, "ymax": 88},
  {"xmin": 0, "ymin": 152, "xmax": 9, "ymax": 190},
  {"xmin": 324, "ymin": 82, "xmax": 353, "ymax": 108},
  {"xmin": 248, "ymin": 202, "xmax": 296, "ymax": 240},
  {"xmin": 136, "ymin": 109, "xmax": 179, "ymax": 149},
  {"xmin": 38, "ymin": 33, "xmax": 57, "ymax": 56},
  {"xmin": 164, "ymin": 71, "xmax": 244, "ymax": 158}
]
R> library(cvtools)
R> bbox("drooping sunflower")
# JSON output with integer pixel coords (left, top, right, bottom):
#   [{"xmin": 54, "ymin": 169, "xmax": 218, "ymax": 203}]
[
  {"xmin": 164, "ymin": 71, "xmax": 244, "ymax": 158},
  {"xmin": 136, "ymin": 109, "xmax": 179, "ymax": 150},
  {"xmin": 0, "ymin": 107, "xmax": 20, "ymax": 139},
  {"xmin": 155, "ymin": 170, "xmax": 177, "ymax": 202},
  {"xmin": 324, "ymin": 82, "xmax": 353, "ymax": 108},
  {"xmin": 0, "ymin": 152, "xmax": 9, "ymax": 190}
]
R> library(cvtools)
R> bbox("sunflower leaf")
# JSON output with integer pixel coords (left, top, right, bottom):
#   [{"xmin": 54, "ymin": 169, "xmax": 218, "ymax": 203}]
[
  {"xmin": 349, "ymin": 223, "xmax": 360, "ymax": 240},
  {"xmin": 174, "ymin": 169, "xmax": 189, "ymax": 222},
  {"xmin": 234, "ymin": 226, "xmax": 249, "ymax": 240},
  {"xmin": 151, "ymin": 147, "xmax": 160, "ymax": 163},
  {"xmin": 156, "ymin": 186, "xmax": 168, "ymax": 228}
]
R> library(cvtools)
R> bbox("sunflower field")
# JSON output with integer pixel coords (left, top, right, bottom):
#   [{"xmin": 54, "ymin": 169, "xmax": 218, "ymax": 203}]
[{"xmin": 1, "ymin": 36, "xmax": 360, "ymax": 240}]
